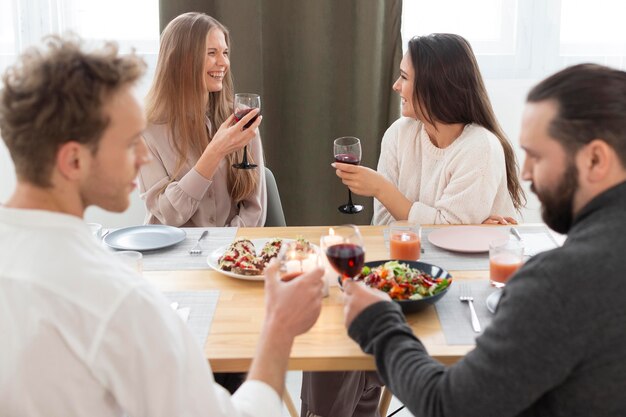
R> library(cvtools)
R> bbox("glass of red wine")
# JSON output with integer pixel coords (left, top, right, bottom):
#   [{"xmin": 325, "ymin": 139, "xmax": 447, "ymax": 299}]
[
  {"xmin": 334, "ymin": 136, "xmax": 363, "ymax": 214},
  {"xmin": 233, "ymin": 93, "xmax": 260, "ymax": 169},
  {"xmin": 320, "ymin": 225, "xmax": 365, "ymax": 283}
]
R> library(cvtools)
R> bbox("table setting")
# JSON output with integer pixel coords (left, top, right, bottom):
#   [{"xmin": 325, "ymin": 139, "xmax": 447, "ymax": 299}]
[{"xmin": 85, "ymin": 222, "xmax": 562, "ymax": 372}]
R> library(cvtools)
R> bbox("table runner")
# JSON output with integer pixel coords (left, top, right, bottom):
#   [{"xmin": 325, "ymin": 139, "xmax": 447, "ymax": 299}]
[
  {"xmin": 434, "ymin": 280, "xmax": 495, "ymax": 345},
  {"xmin": 163, "ymin": 290, "xmax": 220, "ymax": 348},
  {"xmin": 141, "ymin": 227, "xmax": 237, "ymax": 271},
  {"xmin": 385, "ymin": 225, "xmax": 559, "ymax": 271}
]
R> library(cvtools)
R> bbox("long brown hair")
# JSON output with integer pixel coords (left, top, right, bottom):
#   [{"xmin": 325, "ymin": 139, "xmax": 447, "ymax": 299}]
[
  {"xmin": 145, "ymin": 12, "xmax": 257, "ymax": 202},
  {"xmin": 407, "ymin": 33, "xmax": 525, "ymax": 211}
]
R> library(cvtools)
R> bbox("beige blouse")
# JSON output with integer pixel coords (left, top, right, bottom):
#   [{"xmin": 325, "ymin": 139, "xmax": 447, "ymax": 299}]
[{"xmin": 138, "ymin": 120, "xmax": 266, "ymax": 227}]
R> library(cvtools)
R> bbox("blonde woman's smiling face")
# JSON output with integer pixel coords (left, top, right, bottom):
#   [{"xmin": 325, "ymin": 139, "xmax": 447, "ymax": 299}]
[{"xmin": 204, "ymin": 28, "xmax": 229, "ymax": 92}]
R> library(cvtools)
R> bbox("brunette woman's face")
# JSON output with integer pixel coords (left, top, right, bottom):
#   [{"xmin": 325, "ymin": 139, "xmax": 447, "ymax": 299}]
[
  {"xmin": 204, "ymin": 28, "xmax": 229, "ymax": 92},
  {"xmin": 392, "ymin": 53, "xmax": 418, "ymax": 119}
]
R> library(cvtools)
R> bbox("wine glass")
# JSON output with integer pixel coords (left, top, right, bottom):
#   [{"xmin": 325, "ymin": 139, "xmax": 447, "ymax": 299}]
[
  {"xmin": 320, "ymin": 225, "xmax": 365, "ymax": 283},
  {"xmin": 334, "ymin": 136, "xmax": 363, "ymax": 214},
  {"xmin": 277, "ymin": 240, "xmax": 326, "ymax": 295},
  {"xmin": 233, "ymin": 93, "xmax": 260, "ymax": 169}
]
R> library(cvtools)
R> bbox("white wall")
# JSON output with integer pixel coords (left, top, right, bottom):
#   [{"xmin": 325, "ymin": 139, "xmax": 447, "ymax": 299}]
[{"xmin": 0, "ymin": 78, "xmax": 543, "ymax": 227}]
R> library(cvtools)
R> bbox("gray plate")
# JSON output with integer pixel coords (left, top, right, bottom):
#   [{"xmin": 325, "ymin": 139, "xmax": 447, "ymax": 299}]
[{"xmin": 104, "ymin": 225, "xmax": 186, "ymax": 251}]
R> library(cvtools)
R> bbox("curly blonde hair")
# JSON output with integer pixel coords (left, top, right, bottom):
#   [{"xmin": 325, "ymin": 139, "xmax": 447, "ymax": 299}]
[{"xmin": 0, "ymin": 34, "xmax": 145, "ymax": 187}]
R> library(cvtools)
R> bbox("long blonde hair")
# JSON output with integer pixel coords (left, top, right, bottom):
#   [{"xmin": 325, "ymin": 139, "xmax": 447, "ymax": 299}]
[{"xmin": 146, "ymin": 12, "xmax": 257, "ymax": 202}]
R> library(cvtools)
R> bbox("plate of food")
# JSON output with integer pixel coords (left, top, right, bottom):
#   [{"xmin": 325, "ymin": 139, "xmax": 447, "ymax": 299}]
[
  {"xmin": 207, "ymin": 237, "xmax": 312, "ymax": 281},
  {"xmin": 343, "ymin": 260, "xmax": 453, "ymax": 313}
]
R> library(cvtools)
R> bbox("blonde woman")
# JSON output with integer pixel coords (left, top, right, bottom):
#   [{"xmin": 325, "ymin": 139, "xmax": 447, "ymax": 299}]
[{"xmin": 139, "ymin": 12, "xmax": 266, "ymax": 227}]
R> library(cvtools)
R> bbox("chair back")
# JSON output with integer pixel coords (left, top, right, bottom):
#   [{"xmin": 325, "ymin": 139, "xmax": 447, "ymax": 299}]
[{"xmin": 264, "ymin": 167, "xmax": 287, "ymax": 227}]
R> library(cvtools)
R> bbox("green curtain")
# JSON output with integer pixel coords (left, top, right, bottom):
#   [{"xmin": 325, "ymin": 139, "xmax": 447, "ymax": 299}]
[{"xmin": 159, "ymin": 0, "xmax": 402, "ymax": 226}]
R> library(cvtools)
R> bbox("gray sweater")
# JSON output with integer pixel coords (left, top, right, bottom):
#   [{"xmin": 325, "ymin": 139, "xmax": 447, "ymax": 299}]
[{"xmin": 349, "ymin": 181, "xmax": 626, "ymax": 417}]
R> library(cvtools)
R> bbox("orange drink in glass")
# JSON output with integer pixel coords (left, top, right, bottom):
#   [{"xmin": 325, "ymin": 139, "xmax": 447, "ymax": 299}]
[
  {"xmin": 389, "ymin": 221, "xmax": 421, "ymax": 261},
  {"xmin": 489, "ymin": 238, "xmax": 523, "ymax": 288}
]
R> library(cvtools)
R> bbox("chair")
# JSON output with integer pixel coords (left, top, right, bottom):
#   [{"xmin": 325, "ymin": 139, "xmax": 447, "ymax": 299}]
[{"xmin": 264, "ymin": 167, "xmax": 287, "ymax": 227}]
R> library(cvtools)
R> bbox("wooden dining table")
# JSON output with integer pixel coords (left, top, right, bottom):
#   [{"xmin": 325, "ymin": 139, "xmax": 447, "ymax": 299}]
[{"xmin": 143, "ymin": 225, "xmax": 486, "ymax": 373}]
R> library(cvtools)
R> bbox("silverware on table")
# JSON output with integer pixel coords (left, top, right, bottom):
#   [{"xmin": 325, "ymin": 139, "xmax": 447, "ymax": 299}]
[
  {"xmin": 459, "ymin": 284, "xmax": 481, "ymax": 333},
  {"xmin": 189, "ymin": 230, "xmax": 209, "ymax": 255},
  {"xmin": 510, "ymin": 227, "xmax": 522, "ymax": 241}
]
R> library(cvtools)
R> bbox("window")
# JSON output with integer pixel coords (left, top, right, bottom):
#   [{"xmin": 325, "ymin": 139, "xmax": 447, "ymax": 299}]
[
  {"xmin": 0, "ymin": 0, "xmax": 159, "ymax": 77},
  {"xmin": 401, "ymin": 0, "xmax": 626, "ymax": 78}
]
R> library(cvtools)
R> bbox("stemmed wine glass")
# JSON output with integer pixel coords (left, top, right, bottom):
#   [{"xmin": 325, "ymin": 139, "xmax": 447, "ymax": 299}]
[
  {"xmin": 276, "ymin": 240, "xmax": 326, "ymax": 294},
  {"xmin": 320, "ymin": 225, "xmax": 365, "ymax": 283},
  {"xmin": 233, "ymin": 93, "xmax": 260, "ymax": 169},
  {"xmin": 334, "ymin": 136, "xmax": 363, "ymax": 214}
]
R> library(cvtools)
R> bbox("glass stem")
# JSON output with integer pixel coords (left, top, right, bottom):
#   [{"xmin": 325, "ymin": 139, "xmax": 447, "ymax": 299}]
[
  {"xmin": 242, "ymin": 146, "xmax": 249, "ymax": 164},
  {"xmin": 347, "ymin": 189, "xmax": 354, "ymax": 207}
]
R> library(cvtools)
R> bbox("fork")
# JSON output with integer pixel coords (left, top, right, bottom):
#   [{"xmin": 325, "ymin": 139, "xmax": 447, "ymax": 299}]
[
  {"xmin": 459, "ymin": 284, "xmax": 481, "ymax": 333},
  {"xmin": 189, "ymin": 230, "xmax": 209, "ymax": 255}
]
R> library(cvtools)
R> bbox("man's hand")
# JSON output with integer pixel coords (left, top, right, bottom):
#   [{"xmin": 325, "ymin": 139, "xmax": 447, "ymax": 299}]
[
  {"xmin": 342, "ymin": 279, "xmax": 391, "ymax": 329},
  {"xmin": 247, "ymin": 260, "xmax": 324, "ymax": 396},
  {"xmin": 263, "ymin": 260, "xmax": 325, "ymax": 339}
]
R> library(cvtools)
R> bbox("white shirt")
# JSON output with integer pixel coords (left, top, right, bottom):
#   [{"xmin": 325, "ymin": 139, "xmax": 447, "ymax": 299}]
[
  {"xmin": 0, "ymin": 207, "xmax": 280, "ymax": 417},
  {"xmin": 373, "ymin": 117, "xmax": 517, "ymax": 225}
]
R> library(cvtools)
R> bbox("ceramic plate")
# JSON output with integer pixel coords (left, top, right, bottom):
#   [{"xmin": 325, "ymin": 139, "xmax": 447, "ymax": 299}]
[
  {"xmin": 427, "ymin": 226, "xmax": 509, "ymax": 253},
  {"xmin": 104, "ymin": 225, "xmax": 186, "ymax": 251},
  {"xmin": 207, "ymin": 238, "xmax": 297, "ymax": 281}
]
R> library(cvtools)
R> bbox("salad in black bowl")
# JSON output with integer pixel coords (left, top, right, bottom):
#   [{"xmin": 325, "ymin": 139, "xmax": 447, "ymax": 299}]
[{"xmin": 341, "ymin": 260, "xmax": 453, "ymax": 313}]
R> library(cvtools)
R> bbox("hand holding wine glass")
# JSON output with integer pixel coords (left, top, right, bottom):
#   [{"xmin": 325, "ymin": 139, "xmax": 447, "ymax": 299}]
[
  {"xmin": 333, "ymin": 137, "xmax": 363, "ymax": 214},
  {"xmin": 320, "ymin": 225, "xmax": 365, "ymax": 283},
  {"xmin": 233, "ymin": 93, "xmax": 261, "ymax": 169}
]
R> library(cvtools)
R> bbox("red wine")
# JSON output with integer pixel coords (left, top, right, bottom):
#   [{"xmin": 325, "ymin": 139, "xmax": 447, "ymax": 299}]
[
  {"xmin": 325, "ymin": 243, "xmax": 365, "ymax": 279},
  {"xmin": 234, "ymin": 108, "xmax": 260, "ymax": 129},
  {"xmin": 335, "ymin": 153, "xmax": 360, "ymax": 165}
]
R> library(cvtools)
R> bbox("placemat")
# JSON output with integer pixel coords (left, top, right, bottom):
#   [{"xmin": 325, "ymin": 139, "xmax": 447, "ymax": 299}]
[
  {"xmin": 141, "ymin": 227, "xmax": 237, "ymax": 271},
  {"xmin": 434, "ymin": 280, "xmax": 495, "ymax": 345},
  {"xmin": 163, "ymin": 290, "xmax": 220, "ymax": 348}
]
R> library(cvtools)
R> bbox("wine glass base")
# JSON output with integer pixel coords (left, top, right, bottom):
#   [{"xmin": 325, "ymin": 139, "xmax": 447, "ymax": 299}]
[
  {"xmin": 232, "ymin": 163, "xmax": 258, "ymax": 169},
  {"xmin": 486, "ymin": 289, "xmax": 503, "ymax": 314},
  {"xmin": 338, "ymin": 204, "xmax": 363, "ymax": 214}
]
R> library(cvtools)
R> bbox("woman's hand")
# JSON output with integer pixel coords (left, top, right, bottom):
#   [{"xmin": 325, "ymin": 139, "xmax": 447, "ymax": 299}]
[
  {"xmin": 333, "ymin": 162, "xmax": 387, "ymax": 198},
  {"xmin": 206, "ymin": 108, "xmax": 262, "ymax": 158},
  {"xmin": 482, "ymin": 215, "xmax": 518, "ymax": 225},
  {"xmin": 194, "ymin": 109, "xmax": 261, "ymax": 179}
]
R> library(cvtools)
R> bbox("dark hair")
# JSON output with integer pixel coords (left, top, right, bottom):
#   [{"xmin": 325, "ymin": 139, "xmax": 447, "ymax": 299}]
[
  {"xmin": 0, "ymin": 34, "xmax": 146, "ymax": 187},
  {"xmin": 407, "ymin": 33, "xmax": 525, "ymax": 211},
  {"xmin": 527, "ymin": 63, "xmax": 626, "ymax": 168}
]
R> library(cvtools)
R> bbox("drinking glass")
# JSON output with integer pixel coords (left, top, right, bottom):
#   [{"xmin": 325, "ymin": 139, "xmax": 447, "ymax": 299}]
[
  {"xmin": 389, "ymin": 221, "xmax": 422, "ymax": 261},
  {"xmin": 233, "ymin": 93, "xmax": 260, "ymax": 169},
  {"xmin": 277, "ymin": 240, "xmax": 327, "ymax": 296},
  {"xmin": 320, "ymin": 225, "xmax": 365, "ymax": 283},
  {"xmin": 113, "ymin": 250, "xmax": 143, "ymax": 274},
  {"xmin": 489, "ymin": 238, "xmax": 524, "ymax": 288},
  {"xmin": 87, "ymin": 222, "xmax": 103, "ymax": 239},
  {"xmin": 333, "ymin": 136, "xmax": 363, "ymax": 214}
]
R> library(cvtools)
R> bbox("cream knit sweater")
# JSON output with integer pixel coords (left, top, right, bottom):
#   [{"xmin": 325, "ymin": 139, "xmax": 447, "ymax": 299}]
[{"xmin": 373, "ymin": 117, "xmax": 517, "ymax": 225}]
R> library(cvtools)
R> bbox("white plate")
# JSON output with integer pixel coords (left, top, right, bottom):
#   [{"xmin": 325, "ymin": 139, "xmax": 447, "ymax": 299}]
[
  {"xmin": 486, "ymin": 290, "xmax": 503, "ymax": 314},
  {"xmin": 427, "ymin": 226, "xmax": 509, "ymax": 253},
  {"xmin": 104, "ymin": 225, "xmax": 186, "ymax": 251},
  {"xmin": 207, "ymin": 238, "xmax": 296, "ymax": 281}
]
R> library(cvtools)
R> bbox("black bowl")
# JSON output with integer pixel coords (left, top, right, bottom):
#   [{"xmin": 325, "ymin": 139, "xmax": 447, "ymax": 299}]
[{"xmin": 339, "ymin": 260, "xmax": 453, "ymax": 314}]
